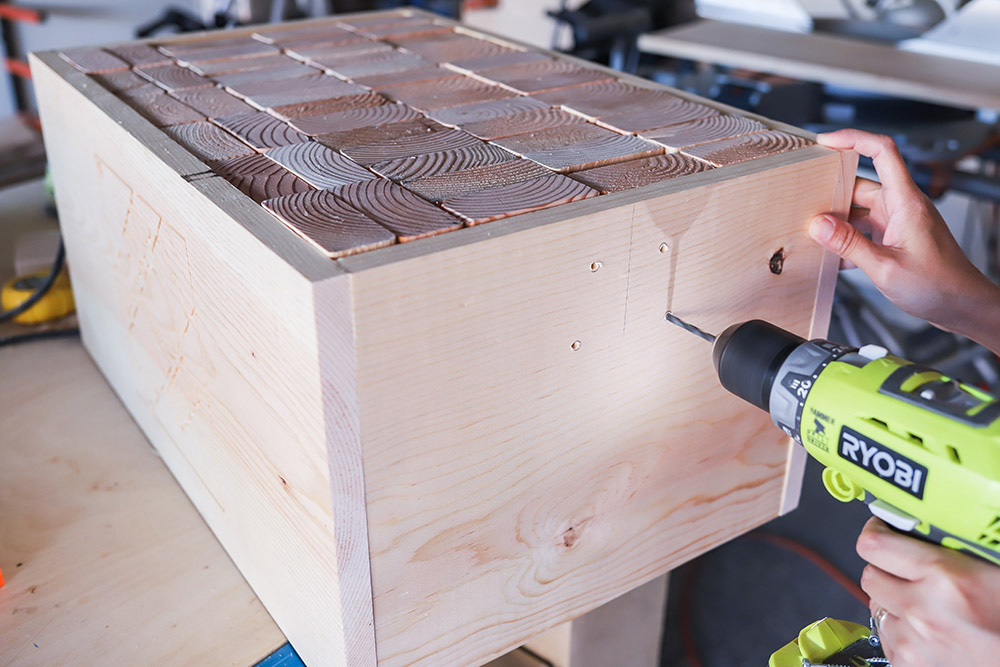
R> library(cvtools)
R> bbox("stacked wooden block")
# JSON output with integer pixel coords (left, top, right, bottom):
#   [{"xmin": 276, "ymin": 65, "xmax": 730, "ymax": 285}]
[{"xmin": 61, "ymin": 11, "xmax": 810, "ymax": 259}]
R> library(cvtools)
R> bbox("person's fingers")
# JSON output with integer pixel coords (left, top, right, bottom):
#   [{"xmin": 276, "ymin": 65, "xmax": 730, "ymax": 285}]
[
  {"xmin": 857, "ymin": 517, "xmax": 946, "ymax": 581},
  {"xmin": 876, "ymin": 611, "xmax": 919, "ymax": 667},
  {"xmin": 852, "ymin": 176, "xmax": 881, "ymax": 210},
  {"xmin": 862, "ymin": 563, "xmax": 911, "ymax": 617},
  {"xmin": 817, "ymin": 130, "xmax": 918, "ymax": 196},
  {"xmin": 809, "ymin": 214, "xmax": 887, "ymax": 279}
]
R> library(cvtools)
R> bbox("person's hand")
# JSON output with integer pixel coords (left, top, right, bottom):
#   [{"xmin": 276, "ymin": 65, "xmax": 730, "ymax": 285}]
[
  {"xmin": 809, "ymin": 129, "xmax": 1000, "ymax": 354},
  {"xmin": 857, "ymin": 517, "xmax": 1000, "ymax": 666}
]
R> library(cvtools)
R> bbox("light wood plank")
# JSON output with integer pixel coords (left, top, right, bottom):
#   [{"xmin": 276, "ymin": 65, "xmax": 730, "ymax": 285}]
[
  {"xmin": 638, "ymin": 20, "xmax": 1000, "ymax": 111},
  {"xmin": 31, "ymin": 52, "xmax": 372, "ymax": 667},
  {"xmin": 0, "ymin": 339, "xmax": 285, "ymax": 666},
  {"xmin": 352, "ymin": 147, "xmax": 850, "ymax": 667},
  {"xmin": 525, "ymin": 574, "xmax": 669, "ymax": 667}
]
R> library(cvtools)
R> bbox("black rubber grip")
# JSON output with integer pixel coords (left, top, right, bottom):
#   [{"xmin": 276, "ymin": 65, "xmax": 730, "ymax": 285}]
[{"xmin": 712, "ymin": 320, "xmax": 804, "ymax": 413}]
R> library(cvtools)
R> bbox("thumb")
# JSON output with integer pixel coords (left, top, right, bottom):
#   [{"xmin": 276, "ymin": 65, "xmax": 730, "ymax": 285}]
[{"xmin": 809, "ymin": 214, "xmax": 883, "ymax": 275}]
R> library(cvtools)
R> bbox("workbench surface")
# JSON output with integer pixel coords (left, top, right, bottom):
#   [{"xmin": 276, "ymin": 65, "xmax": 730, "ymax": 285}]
[{"xmin": 0, "ymin": 337, "xmax": 287, "ymax": 665}]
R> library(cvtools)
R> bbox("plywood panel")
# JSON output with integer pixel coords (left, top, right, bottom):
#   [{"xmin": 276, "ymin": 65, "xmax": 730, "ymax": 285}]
[
  {"xmin": 351, "ymin": 146, "xmax": 850, "ymax": 666},
  {"xmin": 0, "ymin": 341, "xmax": 285, "ymax": 667},
  {"xmin": 31, "ymin": 52, "xmax": 371, "ymax": 667}
]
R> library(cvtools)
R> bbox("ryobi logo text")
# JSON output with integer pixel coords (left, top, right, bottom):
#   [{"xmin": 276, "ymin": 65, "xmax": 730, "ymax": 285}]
[{"xmin": 838, "ymin": 426, "xmax": 927, "ymax": 499}]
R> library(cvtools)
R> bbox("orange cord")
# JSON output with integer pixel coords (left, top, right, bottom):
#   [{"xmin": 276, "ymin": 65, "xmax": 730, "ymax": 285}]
[
  {"xmin": 747, "ymin": 532, "xmax": 869, "ymax": 606},
  {"xmin": 679, "ymin": 530, "xmax": 869, "ymax": 666}
]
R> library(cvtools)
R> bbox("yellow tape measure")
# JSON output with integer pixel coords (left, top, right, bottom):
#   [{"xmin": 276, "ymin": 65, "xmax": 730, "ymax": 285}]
[{"xmin": 1, "ymin": 270, "xmax": 75, "ymax": 324}]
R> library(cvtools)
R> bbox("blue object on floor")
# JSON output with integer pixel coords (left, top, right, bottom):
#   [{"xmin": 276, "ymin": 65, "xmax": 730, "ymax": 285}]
[{"xmin": 255, "ymin": 643, "xmax": 305, "ymax": 667}]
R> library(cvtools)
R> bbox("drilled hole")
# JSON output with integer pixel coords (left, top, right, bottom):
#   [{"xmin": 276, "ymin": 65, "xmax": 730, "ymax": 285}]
[{"xmin": 769, "ymin": 248, "xmax": 786, "ymax": 275}]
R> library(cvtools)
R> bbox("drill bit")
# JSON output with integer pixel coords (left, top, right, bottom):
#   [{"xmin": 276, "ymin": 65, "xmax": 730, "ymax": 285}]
[{"xmin": 665, "ymin": 312, "xmax": 716, "ymax": 343}]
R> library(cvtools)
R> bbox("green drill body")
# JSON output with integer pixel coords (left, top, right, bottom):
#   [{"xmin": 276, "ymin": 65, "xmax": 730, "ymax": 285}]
[
  {"xmin": 665, "ymin": 316, "xmax": 1000, "ymax": 666},
  {"xmin": 800, "ymin": 347, "xmax": 1000, "ymax": 564}
]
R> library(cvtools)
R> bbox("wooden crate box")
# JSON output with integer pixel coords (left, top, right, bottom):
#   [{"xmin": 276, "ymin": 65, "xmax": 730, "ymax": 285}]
[{"xmin": 31, "ymin": 10, "xmax": 855, "ymax": 667}]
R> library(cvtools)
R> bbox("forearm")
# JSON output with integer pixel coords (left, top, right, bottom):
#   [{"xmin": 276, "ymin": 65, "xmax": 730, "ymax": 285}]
[{"xmin": 941, "ymin": 278, "xmax": 1000, "ymax": 357}]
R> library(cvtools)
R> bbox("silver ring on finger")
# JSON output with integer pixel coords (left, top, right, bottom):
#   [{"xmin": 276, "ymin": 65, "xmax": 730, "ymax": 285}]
[{"xmin": 872, "ymin": 606, "xmax": 889, "ymax": 635}]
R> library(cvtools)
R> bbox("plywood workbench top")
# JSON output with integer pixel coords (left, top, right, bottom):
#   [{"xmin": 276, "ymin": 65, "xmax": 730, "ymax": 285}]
[{"xmin": 0, "ymin": 339, "xmax": 286, "ymax": 665}]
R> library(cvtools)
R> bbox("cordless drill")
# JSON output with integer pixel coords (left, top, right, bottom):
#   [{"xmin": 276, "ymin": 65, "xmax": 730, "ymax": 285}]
[{"xmin": 665, "ymin": 314, "xmax": 1000, "ymax": 666}]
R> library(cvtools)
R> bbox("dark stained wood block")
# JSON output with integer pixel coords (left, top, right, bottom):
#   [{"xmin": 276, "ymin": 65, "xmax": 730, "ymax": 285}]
[
  {"xmin": 371, "ymin": 143, "xmax": 515, "ymax": 182},
  {"xmin": 316, "ymin": 117, "xmax": 445, "ymax": 150},
  {"xmin": 358, "ymin": 21, "xmax": 452, "ymax": 40},
  {"xmin": 533, "ymin": 81, "xmax": 678, "ymax": 119},
  {"xmin": 213, "ymin": 110, "xmax": 309, "ymax": 150},
  {"xmin": 337, "ymin": 13, "xmax": 427, "ymax": 29},
  {"xmin": 229, "ymin": 74, "xmax": 368, "ymax": 109},
  {"xmin": 329, "ymin": 179, "xmax": 464, "ymax": 241},
  {"xmin": 596, "ymin": 97, "xmax": 720, "ymax": 134},
  {"xmin": 641, "ymin": 114, "xmax": 767, "ymax": 148},
  {"xmin": 106, "ymin": 43, "xmax": 171, "ymax": 67},
  {"xmin": 493, "ymin": 124, "xmax": 663, "ymax": 172},
  {"xmin": 136, "ymin": 64, "xmax": 213, "ymax": 92},
  {"xmin": 156, "ymin": 35, "xmax": 254, "ymax": 57},
  {"xmin": 378, "ymin": 76, "xmax": 515, "ymax": 112},
  {"xmin": 253, "ymin": 25, "xmax": 361, "ymax": 46},
  {"xmin": 210, "ymin": 63, "xmax": 321, "ymax": 88},
  {"xmin": 403, "ymin": 159, "xmax": 551, "ymax": 202},
  {"xmin": 189, "ymin": 53, "xmax": 295, "ymax": 76},
  {"xmin": 462, "ymin": 107, "xmax": 583, "ymax": 141},
  {"xmin": 265, "ymin": 141, "xmax": 377, "ymax": 189},
  {"xmin": 126, "ymin": 91, "xmax": 206, "ymax": 127},
  {"xmin": 60, "ymin": 48, "xmax": 128, "ymax": 74},
  {"xmin": 287, "ymin": 41, "xmax": 394, "ymax": 67},
  {"xmin": 570, "ymin": 153, "xmax": 712, "ymax": 193},
  {"xmin": 391, "ymin": 33, "xmax": 508, "ymax": 63},
  {"xmin": 288, "ymin": 103, "xmax": 420, "ymax": 136},
  {"xmin": 116, "ymin": 82, "xmax": 168, "ymax": 103},
  {"xmin": 680, "ymin": 130, "xmax": 812, "ymax": 166},
  {"xmin": 339, "ymin": 129, "xmax": 483, "ymax": 166},
  {"xmin": 448, "ymin": 50, "xmax": 549, "ymax": 72},
  {"xmin": 92, "ymin": 70, "xmax": 149, "ymax": 93},
  {"xmin": 172, "ymin": 40, "xmax": 277, "ymax": 64},
  {"xmin": 163, "ymin": 121, "xmax": 256, "ymax": 161},
  {"xmin": 352, "ymin": 65, "xmax": 457, "ymax": 88},
  {"xmin": 269, "ymin": 92, "xmax": 386, "ymax": 120},
  {"xmin": 477, "ymin": 60, "xmax": 613, "ymax": 94},
  {"xmin": 319, "ymin": 51, "xmax": 429, "ymax": 79},
  {"xmin": 210, "ymin": 153, "xmax": 313, "ymax": 202},
  {"xmin": 273, "ymin": 34, "xmax": 371, "ymax": 51},
  {"xmin": 262, "ymin": 190, "xmax": 396, "ymax": 258},
  {"xmin": 169, "ymin": 86, "xmax": 255, "ymax": 118},
  {"xmin": 427, "ymin": 96, "xmax": 549, "ymax": 127},
  {"xmin": 441, "ymin": 173, "xmax": 598, "ymax": 224}
]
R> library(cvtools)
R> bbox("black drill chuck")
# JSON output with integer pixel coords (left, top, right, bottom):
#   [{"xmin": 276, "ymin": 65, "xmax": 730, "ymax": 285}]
[{"xmin": 712, "ymin": 320, "xmax": 805, "ymax": 413}]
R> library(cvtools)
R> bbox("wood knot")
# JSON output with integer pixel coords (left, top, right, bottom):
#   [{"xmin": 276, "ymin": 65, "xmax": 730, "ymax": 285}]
[
  {"xmin": 562, "ymin": 526, "xmax": 580, "ymax": 548},
  {"xmin": 769, "ymin": 248, "xmax": 786, "ymax": 275}
]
